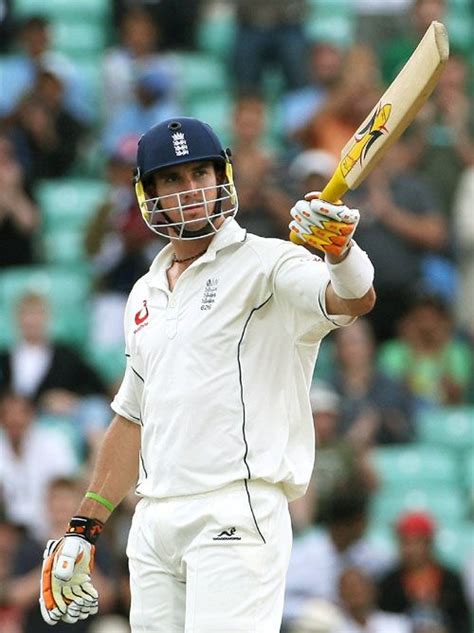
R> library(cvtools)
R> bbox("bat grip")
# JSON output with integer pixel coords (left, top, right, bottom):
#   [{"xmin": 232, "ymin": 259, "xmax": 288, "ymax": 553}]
[{"xmin": 289, "ymin": 165, "xmax": 349, "ymax": 243}]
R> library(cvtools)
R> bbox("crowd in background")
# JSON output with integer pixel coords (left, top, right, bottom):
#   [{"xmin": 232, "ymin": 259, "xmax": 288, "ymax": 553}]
[{"xmin": 0, "ymin": 0, "xmax": 473, "ymax": 632}]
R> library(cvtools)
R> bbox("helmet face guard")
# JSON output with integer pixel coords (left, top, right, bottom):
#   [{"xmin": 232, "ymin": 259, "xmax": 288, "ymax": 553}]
[
  {"xmin": 135, "ymin": 160, "xmax": 238, "ymax": 240},
  {"xmin": 134, "ymin": 117, "xmax": 239, "ymax": 240}
]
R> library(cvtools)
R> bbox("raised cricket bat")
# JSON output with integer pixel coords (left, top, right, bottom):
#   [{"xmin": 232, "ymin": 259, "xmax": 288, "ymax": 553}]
[{"xmin": 290, "ymin": 21, "xmax": 449, "ymax": 243}]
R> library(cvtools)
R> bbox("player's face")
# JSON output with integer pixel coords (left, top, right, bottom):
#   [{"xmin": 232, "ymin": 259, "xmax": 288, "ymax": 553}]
[{"xmin": 151, "ymin": 160, "xmax": 224, "ymax": 235}]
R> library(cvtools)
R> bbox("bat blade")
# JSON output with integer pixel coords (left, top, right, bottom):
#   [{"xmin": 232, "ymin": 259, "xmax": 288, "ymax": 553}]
[{"xmin": 290, "ymin": 21, "xmax": 449, "ymax": 242}]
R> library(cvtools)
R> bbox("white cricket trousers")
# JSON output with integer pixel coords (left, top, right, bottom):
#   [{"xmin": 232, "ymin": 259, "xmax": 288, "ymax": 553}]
[{"xmin": 126, "ymin": 479, "xmax": 293, "ymax": 632}]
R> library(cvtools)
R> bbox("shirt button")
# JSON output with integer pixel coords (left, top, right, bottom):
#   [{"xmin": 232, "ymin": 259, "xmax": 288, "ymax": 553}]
[{"xmin": 169, "ymin": 299, "xmax": 176, "ymax": 308}]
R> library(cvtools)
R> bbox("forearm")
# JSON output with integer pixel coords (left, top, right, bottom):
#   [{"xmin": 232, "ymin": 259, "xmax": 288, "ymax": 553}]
[{"xmin": 76, "ymin": 414, "xmax": 141, "ymax": 522}]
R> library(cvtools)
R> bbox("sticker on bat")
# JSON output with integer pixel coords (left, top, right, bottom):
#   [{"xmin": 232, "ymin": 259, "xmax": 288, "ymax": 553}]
[{"xmin": 340, "ymin": 103, "xmax": 392, "ymax": 178}]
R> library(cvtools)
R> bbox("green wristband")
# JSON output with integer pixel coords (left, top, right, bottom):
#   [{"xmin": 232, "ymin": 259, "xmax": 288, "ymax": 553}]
[{"xmin": 85, "ymin": 491, "xmax": 115, "ymax": 513}]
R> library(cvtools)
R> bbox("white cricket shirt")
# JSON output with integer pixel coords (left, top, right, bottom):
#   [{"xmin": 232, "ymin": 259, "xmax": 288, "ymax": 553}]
[{"xmin": 111, "ymin": 219, "xmax": 351, "ymax": 501}]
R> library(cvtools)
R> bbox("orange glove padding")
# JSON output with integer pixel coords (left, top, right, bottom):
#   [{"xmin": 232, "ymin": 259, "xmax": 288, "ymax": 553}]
[
  {"xmin": 40, "ymin": 536, "xmax": 98, "ymax": 626},
  {"xmin": 289, "ymin": 192, "xmax": 360, "ymax": 256}
]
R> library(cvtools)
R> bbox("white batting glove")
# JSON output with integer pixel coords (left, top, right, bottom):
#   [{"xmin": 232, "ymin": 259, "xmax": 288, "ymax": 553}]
[
  {"xmin": 40, "ymin": 536, "xmax": 98, "ymax": 625},
  {"xmin": 289, "ymin": 192, "xmax": 360, "ymax": 257}
]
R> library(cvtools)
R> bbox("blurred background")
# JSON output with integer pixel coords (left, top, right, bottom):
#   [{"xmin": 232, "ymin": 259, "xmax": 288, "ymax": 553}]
[{"xmin": 0, "ymin": 1, "xmax": 472, "ymax": 632}]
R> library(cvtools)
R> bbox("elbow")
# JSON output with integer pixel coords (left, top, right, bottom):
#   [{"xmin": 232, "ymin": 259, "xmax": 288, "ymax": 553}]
[{"xmin": 349, "ymin": 287, "xmax": 376, "ymax": 316}]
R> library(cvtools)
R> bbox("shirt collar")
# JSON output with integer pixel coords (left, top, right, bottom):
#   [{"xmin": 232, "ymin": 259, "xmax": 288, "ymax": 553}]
[{"xmin": 145, "ymin": 218, "xmax": 247, "ymax": 289}]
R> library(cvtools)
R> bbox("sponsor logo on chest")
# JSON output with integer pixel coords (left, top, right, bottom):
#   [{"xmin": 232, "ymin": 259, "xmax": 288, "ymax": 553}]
[{"xmin": 133, "ymin": 300, "xmax": 149, "ymax": 334}]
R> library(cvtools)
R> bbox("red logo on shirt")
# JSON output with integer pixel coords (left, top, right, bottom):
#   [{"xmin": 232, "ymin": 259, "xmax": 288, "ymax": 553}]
[{"xmin": 135, "ymin": 300, "xmax": 149, "ymax": 325}]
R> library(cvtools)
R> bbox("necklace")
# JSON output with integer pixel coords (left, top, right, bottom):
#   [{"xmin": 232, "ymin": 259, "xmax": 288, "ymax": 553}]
[{"xmin": 172, "ymin": 247, "xmax": 208, "ymax": 264}]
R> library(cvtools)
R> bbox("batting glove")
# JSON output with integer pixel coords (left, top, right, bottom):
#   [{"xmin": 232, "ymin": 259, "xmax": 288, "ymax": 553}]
[
  {"xmin": 289, "ymin": 192, "xmax": 360, "ymax": 257},
  {"xmin": 40, "ymin": 517, "xmax": 103, "ymax": 626}
]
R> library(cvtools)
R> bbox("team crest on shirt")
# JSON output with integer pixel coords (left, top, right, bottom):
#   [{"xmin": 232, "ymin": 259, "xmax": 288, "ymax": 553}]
[
  {"xmin": 201, "ymin": 278, "xmax": 218, "ymax": 311},
  {"xmin": 133, "ymin": 300, "xmax": 149, "ymax": 333}
]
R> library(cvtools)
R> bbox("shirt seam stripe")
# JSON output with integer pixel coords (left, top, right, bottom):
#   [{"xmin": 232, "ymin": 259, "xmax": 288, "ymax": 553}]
[{"xmin": 237, "ymin": 294, "xmax": 273, "ymax": 544}]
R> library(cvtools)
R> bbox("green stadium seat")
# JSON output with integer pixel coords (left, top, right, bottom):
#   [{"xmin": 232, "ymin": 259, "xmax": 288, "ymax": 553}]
[
  {"xmin": 372, "ymin": 445, "xmax": 460, "ymax": 487},
  {"xmin": 186, "ymin": 95, "xmax": 233, "ymax": 147},
  {"xmin": 42, "ymin": 228, "xmax": 87, "ymax": 264},
  {"xmin": 51, "ymin": 20, "xmax": 107, "ymax": 56},
  {"xmin": 35, "ymin": 179, "xmax": 107, "ymax": 232},
  {"xmin": 464, "ymin": 450, "xmax": 474, "ymax": 517},
  {"xmin": 88, "ymin": 344, "xmax": 126, "ymax": 386},
  {"xmin": 436, "ymin": 522, "xmax": 474, "ymax": 570},
  {"xmin": 305, "ymin": 2, "xmax": 355, "ymax": 44},
  {"xmin": 38, "ymin": 413, "xmax": 83, "ymax": 460},
  {"xmin": 370, "ymin": 485, "xmax": 467, "ymax": 527},
  {"xmin": 177, "ymin": 53, "xmax": 229, "ymax": 104},
  {"xmin": 417, "ymin": 406, "xmax": 474, "ymax": 450},
  {"xmin": 197, "ymin": 5, "xmax": 236, "ymax": 58},
  {"xmin": 465, "ymin": 450, "xmax": 474, "ymax": 489},
  {"xmin": 13, "ymin": 0, "xmax": 110, "ymax": 20},
  {"xmin": 0, "ymin": 266, "xmax": 92, "ymax": 347}
]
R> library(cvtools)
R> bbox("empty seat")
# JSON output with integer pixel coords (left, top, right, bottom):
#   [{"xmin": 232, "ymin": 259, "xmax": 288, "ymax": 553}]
[
  {"xmin": 370, "ymin": 485, "xmax": 466, "ymax": 527},
  {"xmin": 177, "ymin": 53, "xmax": 229, "ymax": 104},
  {"xmin": 417, "ymin": 406, "xmax": 474, "ymax": 450},
  {"xmin": 13, "ymin": 0, "xmax": 110, "ymax": 20},
  {"xmin": 372, "ymin": 445, "xmax": 460, "ymax": 487},
  {"xmin": 35, "ymin": 179, "xmax": 107, "ymax": 231},
  {"xmin": 51, "ymin": 20, "xmax": 107, "ymax": 56}
]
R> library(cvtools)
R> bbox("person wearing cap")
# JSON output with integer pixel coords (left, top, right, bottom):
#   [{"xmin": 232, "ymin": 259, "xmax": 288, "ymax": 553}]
[
  {"xmin": 377, "ymin": 511, "xmax": 471, "ymax": 633},
  {"xmin": 39, "ymin": 116, "xmax": 376, "ymax": 631}
]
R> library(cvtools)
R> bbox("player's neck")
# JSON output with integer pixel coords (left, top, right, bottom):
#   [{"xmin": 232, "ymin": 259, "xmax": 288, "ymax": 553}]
[{"xmin": 171, "ymin": 235, "xmax": 213, "ymax": 264}]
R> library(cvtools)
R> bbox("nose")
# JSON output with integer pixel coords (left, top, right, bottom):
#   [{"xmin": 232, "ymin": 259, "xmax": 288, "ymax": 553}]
[{"xmin": 181, "ymin": 176, "xmax": 202, "ymax": 201}]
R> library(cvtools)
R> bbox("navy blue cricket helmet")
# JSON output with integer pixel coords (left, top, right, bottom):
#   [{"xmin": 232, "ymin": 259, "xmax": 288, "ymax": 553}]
[{"xmin": 134, "ymin": 117, "xmax": 238, "ymax": 240}]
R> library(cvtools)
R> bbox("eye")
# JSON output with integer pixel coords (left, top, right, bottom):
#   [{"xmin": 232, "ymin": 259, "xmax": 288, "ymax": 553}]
[{"xmin": 161, "ymin": 173, "xmax": 178, "ymax": 184}]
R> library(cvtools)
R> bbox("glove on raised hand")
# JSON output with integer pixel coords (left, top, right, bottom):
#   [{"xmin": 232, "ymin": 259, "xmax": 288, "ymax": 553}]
[
  {"xmin": 289, "ymin": 193, "xmax": 360, "ymax": 257},
  {"xmin": 40, "ymin": 517, "xmax": 103, "ymax": 626}
]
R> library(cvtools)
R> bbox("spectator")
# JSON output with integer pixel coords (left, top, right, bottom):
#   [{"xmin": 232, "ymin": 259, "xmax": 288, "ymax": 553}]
[
  {"xmin": 283, "ymin": 487, "xmax": 393, "ymax": 627},
  {"xmin": 413, "ymin": 53, "xmax": 474, "ymax": 219},
  {"xmin": 230, "ymin": 93, "xmax": 293, "ymax": 238},
  {"xmin": 0, "ymin": 392, "xmax": 77, "ymax": 532},
  {"xmin": 285, "ymin": 598, "xmax": 344, "ymax": 633},
  {"xmin": 7, "ymin": 477, "xmax": 118, "ymax": 632},
  {"xmin": 231, "ymin": 0, "xmax": 309, "ymax": 94},
  {"xmin": 85, "ymin": 134, "xmax": 157, "ymax": 347},
  {"xmin": 111, "ymin": 0, "xmax": 203, "ymax": 52},
  {"xmin": 355, "ymin": 0, "xmax": 411, "ymax": 57},
  {"xmin": 381, "ymin": 0, "xmax": 447, "ymax": 84},
  {"xmin": 338, "ymin": 567, "xmax": 411, "ymax": 633},
  {"xmin": 0, "ymin": 512, "xmax": 24, "ymax": 633},
  {"xmin": 0, "ymin": 132, "xmax": 39, "ymax": 267},
  {"xmin": 103, "ymin": 6, "xmax": 180, "ymax": 118},
  {"xmin": 101, "ymin": 60, "xmax": 180, "ymax": 155},
  {"xmin": 462, "ymin": 555, "xmax": 474, "ymax": 614},
  {"xmin": 288, "ymin": 148, "xmax": 337, "ymax": 202},
  {"xmin": 344, "ymin": 137, "xmax": 447, "ymax": 342},
  {"xmin": 0, "ymin": 15, "xmax": 93, "ymax": 123},
  {"xmin": 378, "ymin": 293, "xmax": 473, "ymax": 406},
  {"xmin": 295, "ymin": 44, "xmax": 381, "ymax": 159},
  {"xmin": 289, "ymin": 381, "xmax": 377, "ymax": 532},
  {"xmin": 8, "ymin": 69, "xmax": 85, "ymax": 182},
  {"xmin": 377, "ymin": 511, "xmax": 471, "ymax": 633},
  {"xmin": 330, "ymin": 319, "xmax": 414, "ymax": 445},
  {"xmin": 452, "ymin": 166, "xmax": 474, "ymax": 340},
  {"xmin": 0, "ymin": 292, "xmax": 109, "ymax": 436},
  {"xmin": 281, "ymin": 39, "xmax": 344, "ymax": 142}
]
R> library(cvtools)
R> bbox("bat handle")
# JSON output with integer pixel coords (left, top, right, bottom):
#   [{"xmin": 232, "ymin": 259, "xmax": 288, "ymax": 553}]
[{"xmin": 289, "ymin": 165, "xmax": 349, "ymax": 244}]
